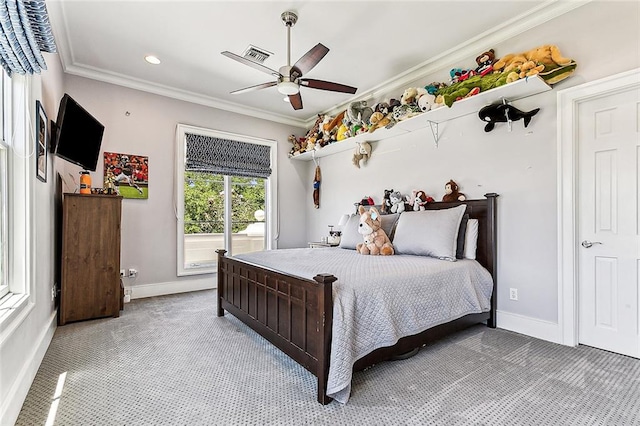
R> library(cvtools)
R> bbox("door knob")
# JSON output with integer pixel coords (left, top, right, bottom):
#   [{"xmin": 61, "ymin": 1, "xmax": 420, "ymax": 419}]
[{"xmin": 581, "ymin": 240, "xmax": 603, "ymax": 248}]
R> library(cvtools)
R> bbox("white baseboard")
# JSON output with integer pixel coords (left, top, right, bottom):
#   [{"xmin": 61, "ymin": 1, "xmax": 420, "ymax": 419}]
[
  {"xmin": 1, "ymin": 311, "xmax": 57, "ymax": 425},
  {"xmin": 497, "ymin": 310, "xmax": 564, "ymax": 345},
  {"xmin": 128, "ymin": 277, "xmax": 215, "ymax": 300}
]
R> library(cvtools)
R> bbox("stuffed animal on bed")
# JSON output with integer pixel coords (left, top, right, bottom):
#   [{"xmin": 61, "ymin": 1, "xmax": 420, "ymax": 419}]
[{"xmin": 356, "ymin": 206, "xmax": 394, "ymax": 256}]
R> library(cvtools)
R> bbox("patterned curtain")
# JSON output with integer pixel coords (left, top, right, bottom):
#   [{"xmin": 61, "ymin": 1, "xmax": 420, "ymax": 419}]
[
  {"xmin": 0, "ymin": 0, "xmax": 57, "ymax": 76},
  {"xmin": 185, "ymin": 133, "xmax": 272, "ymax": 178}
]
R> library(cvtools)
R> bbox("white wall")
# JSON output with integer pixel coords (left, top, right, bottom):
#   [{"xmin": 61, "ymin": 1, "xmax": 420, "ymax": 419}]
[
  {"xmin": 61, "ymin": 75, "xmax": 306, "ymax": 297},
  {"xmin": 305, "ymin": 1, "xmax": 640, "ymax": 336},
  {"xmin": 0, "ymin": 53, "xmax": 65, "ymax": 425}
]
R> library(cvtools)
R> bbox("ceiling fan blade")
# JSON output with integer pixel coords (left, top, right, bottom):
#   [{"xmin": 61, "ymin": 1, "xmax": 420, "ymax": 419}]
[
  {"xmin": 230, "ymin": 81, "xmax": 277, "ymax": 95},
  {"xmin": 300, "ymin": 78, "xmax": 357, "ymax": 94},
  {"xmin": 290, "ymin": 43, "xmax": 329, "ymax": 79},
  {"xmin": 288, "ymin": 92, "xmax": 303, "ymax": 110},
  {"xmin": 221, "ymin": 51, "xmax": 281, "ymax": 77}
]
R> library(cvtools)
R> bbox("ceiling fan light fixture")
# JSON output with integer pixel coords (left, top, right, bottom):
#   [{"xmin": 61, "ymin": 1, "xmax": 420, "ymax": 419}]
[{"xmin": 277, "ymin": 81, "xmax": 299, "ymax": 95}]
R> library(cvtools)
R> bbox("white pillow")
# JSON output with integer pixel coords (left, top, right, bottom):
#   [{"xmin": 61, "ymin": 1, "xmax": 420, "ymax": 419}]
[
  {"xmin": 393, "ymin": 205, "xmax": 466, "ymax": 261},
  {"xmin": 338, "ymin": 214, "xmax": 360, "ymax": 250},
  {"xmin": 464, "ymin": 219, "xmax": 479, "ymax": 260}
]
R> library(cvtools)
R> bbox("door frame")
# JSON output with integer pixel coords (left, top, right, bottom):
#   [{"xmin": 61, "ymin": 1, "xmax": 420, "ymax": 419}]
[{"xmin": 557, "ymin": 68, "xmax": 640, "ymax": 346}]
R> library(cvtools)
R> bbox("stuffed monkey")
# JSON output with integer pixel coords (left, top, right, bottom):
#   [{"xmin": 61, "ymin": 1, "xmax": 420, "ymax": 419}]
[
  {"xmin": 313, "ymin": 165, "xmax": 321, "ymax": 209},
  {"xmin": 442, "ymin": 180, "xmax": 466, "ymax": 202}
]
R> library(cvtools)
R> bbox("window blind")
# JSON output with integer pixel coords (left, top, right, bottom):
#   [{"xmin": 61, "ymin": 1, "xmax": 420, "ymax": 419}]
[
  {"xmin": 0, "ymin": 0, "xmax": 57, "ymax": 76},
  {"xmin": 185, "ymin": 133, "xmax": 272, "ymax": 178}
]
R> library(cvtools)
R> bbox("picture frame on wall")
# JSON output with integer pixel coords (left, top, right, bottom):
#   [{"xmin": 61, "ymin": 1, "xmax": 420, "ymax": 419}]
[
  {"xmin": 103, "ymin": 151, "xmax": 149, "ymax": 199},
  {"xmin": 36, "ymin": 100, "xmax": 48, "ymax": 183}
]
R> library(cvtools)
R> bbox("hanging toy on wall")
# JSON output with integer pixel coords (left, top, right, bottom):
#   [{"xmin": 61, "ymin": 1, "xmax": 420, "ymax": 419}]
[
  {"xmin": 313, "ymin": 164, "xmax": 321, "ymax": 209},
  {"xmin": 478, "ymin": 99, "xmax": 540, "ymax": 132}
]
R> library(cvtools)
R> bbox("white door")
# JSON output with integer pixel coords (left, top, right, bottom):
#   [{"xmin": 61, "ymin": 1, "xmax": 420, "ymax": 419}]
[{"xmin": 577, "ymin": 86, "xmax": 640, "ymax": 358}]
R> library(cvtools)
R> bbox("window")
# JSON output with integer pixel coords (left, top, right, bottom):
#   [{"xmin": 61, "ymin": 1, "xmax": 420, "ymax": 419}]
[
  {"xmin": 0, "ymin": 72, "xmax": 33, "ymax": 328},
  {"xmin": 175, "ymin": 124, "xmax": 277, "ymax": 276}
]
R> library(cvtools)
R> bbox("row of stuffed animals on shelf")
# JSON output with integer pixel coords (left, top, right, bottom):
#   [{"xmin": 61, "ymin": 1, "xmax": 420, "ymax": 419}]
[
  {"xmin": 356, "ymin": 180, "xmax": 466, "ymax": 215},
  {"xmin": 288, "ymin": 44, "xmax": 577, "ymax": 158}
]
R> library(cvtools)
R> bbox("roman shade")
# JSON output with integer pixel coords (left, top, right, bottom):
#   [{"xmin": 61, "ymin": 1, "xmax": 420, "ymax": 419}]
[
  {"xmin": 0, "ymin": 0, "xmax": 57, "ymax": 76},
  {"xmin": 185, "ymin": 133, "xmax": 272, "ymax": 178}
]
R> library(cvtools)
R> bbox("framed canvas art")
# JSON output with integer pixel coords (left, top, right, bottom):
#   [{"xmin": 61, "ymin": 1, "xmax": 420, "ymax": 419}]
[{"xmin": 103, "ymin": 151, "xmax": 148, "ymax": 199}]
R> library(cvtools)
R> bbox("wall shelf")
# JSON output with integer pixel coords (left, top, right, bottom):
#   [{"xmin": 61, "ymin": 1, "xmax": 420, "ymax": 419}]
[{"xmin": 290, "ymin": 75, "xmax": 551, "ymax": 161}]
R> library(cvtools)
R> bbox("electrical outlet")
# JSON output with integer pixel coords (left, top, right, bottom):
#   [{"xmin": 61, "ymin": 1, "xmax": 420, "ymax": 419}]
[
  {"xmin": 509, "ymin": 288, "xmax": 518, "ymax": 301},
  {"xmin": 128, "ymin": 268, "xmax": 138, "ymax": 278},
  {"xmin": 51, "ymin": 284, "xmax": 56, "ymax": 302},
  {"xmin": 120, "ymin": 269, "xmax": 125, "ymax": 278}
]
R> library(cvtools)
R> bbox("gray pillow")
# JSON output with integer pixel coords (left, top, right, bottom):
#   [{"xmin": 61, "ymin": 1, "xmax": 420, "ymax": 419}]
[
  {"xmin": 380, "ymin": 213, "xmax": 400, "ymax": 241},
  {"xmin": 393, "ymin": 205, "xmax": 466, "ymax": 261},
  {"xmin": 339, "ymin": 212, "xmax": 400, "ymax": 249}
]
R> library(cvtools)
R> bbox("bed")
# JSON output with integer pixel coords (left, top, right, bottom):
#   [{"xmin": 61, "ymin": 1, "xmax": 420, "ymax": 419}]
[{"xmin": 216, "ymin": 194, "xmax": 498, "ymax": 404}]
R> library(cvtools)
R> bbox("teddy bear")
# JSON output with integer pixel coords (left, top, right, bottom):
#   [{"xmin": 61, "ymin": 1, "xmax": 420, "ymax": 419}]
[
  {"xmin": 475, "ymin": 49, "xmax": 496, "ymax": 76},
  {"xmin": 417, "ymin": 93, "xmax": 436, "ymax": 112},
  {"xmin": 389, "ymin": 190, "xmax": 408, "ymax": 213},
  {"xmin": 352, "ymin": 141, "xmax": 372, "ymax": 168},
  {"xmin": 355, "ymin": 205, "xmax": 394, "ymax": 256},
  {"xmin": 442, "ymin": 180, "xmax": 466, "ymax": 202}
]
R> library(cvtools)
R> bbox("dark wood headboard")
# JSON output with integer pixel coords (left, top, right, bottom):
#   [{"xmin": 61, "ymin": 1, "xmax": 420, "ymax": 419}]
[{"xmin": 424, "ymin": 193, "xmax": 498, "ymax": 326}]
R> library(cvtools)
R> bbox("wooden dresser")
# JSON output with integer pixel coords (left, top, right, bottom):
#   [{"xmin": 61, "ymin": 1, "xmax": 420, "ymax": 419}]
[{"xmin": 59, "ymin": 193, "xmax": 122, "ymax": 325}]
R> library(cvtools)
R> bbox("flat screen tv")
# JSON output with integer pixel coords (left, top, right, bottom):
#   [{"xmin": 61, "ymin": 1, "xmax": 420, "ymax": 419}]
[{"xmin": 54, "ymin": 94, "xmax": 105, "ymax": 171}]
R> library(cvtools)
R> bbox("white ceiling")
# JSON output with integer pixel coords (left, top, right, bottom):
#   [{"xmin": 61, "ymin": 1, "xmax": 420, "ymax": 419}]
[{"xmin": 47, "ymin": 1, "xmax": 584, "ymax": 127}]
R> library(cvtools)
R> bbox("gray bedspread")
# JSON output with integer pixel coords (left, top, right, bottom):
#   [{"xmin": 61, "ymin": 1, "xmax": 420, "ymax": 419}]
[{"xmin": 233, "ymin": 247, "xmax": 493, "ymax": 403}]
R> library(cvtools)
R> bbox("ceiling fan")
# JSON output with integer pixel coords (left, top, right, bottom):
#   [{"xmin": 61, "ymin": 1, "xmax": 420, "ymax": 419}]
[{"xmin": 221, "ymin": 11, "xmax": 357, "ymax": 110}]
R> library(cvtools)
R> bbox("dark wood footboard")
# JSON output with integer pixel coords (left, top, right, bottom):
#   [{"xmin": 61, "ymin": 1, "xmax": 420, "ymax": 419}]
[
  {"xmin": 217, "ymin": 193, "xmax": 498, "ymax": 404},
  {"xmin": 216, "ymin": 250, "xmax": 337, "ymax": 404}
]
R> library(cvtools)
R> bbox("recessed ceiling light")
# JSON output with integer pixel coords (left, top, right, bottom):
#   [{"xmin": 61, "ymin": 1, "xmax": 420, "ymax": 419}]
[{"xmin": 144, "ymin": 55, "xmax": 161, "ymax": 65}]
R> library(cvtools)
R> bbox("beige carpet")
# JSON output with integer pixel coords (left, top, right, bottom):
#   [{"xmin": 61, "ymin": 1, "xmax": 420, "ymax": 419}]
[{"xmin": 16, "ymin": 290, "xmax": 640, "ymax": 425}]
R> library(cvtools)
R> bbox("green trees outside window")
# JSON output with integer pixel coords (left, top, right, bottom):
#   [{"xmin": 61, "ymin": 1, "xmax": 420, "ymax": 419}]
[{"xmin": 184, "ymin": 171, "xmax": 265, "ymax": 234}]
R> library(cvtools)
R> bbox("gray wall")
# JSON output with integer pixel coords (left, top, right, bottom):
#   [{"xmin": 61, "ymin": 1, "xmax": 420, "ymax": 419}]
[
  {"xmin": 304, "ymin": 1, "xmax": 640, "ymax": 326},
  {"xmin": 61, "ymin": 75, "xmax": 306, "ymax": 293}
]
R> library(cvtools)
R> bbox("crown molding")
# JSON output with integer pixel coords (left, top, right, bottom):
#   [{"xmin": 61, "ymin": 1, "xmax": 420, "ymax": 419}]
[
  {"xmin": 307, "ymin": 0, "xmax": 591, "ymax": 127},
  {"xmin": 47, "ymin": 0, "xmax": 589, "ymax": 130},
  {"xmin": 62, "ymin": 63, "xmax": 307, "ymax": 127}
]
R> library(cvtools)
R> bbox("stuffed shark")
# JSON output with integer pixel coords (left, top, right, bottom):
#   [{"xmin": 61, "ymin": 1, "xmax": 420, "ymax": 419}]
[{"xmin": 478, "ymin": 102, "xmax": 540, "ymax": 132}]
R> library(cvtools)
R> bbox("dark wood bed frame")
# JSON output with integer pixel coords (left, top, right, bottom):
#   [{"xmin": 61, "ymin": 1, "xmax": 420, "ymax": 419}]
[{"xmin": 216, "ymin": 193, "xmax": 498, "ymax": 404}]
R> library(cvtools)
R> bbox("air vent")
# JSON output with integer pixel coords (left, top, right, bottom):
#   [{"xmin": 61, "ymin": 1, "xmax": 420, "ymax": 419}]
[{"xmin": 242, "ymin": 45, "xmax": 273, "ymax": 64}]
